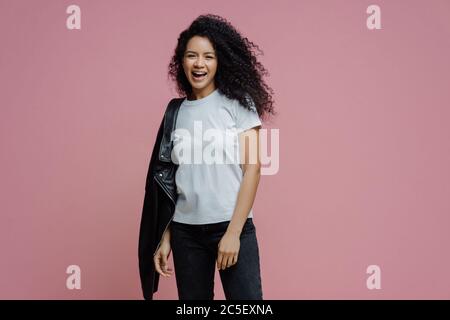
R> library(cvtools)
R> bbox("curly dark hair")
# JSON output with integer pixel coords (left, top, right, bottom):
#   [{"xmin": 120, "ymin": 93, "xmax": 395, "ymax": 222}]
[{"xmin": 168, "ymin": 14, "xmax": 276, "ymax": 122}]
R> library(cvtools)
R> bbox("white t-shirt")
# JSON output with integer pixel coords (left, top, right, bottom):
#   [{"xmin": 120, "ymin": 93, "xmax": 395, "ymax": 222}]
[{"xmin": 171, "ymin": 88, "xmax": 262, "ymax": 224}]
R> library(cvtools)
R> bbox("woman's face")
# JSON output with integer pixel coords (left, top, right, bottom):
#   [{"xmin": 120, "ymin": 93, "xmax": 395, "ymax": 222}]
[{"xmin": 182, "ymin": 35, "xmax": 218, "ymax": 98}]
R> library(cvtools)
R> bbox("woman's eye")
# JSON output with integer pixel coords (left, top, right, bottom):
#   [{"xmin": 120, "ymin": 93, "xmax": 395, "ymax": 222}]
[{"xmin": 186, "ymin": 55, "xmax": 214, "ymax": 59}]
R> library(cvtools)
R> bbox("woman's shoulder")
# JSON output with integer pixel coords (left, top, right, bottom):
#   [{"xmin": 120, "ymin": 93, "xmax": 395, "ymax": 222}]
[{"xmin": 163, "ymin": 97, "xmax": 185, "ymax": 114}]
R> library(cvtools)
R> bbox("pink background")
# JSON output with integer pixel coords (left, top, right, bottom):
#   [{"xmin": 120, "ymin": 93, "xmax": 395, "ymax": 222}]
[{"xmin": 1, "ymin": 0, "xmax": 449, "ymax": 299}]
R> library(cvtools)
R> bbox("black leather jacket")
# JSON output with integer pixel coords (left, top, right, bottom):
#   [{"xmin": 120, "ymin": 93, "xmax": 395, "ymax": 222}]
[{"xmin": 138, "ymin": 97, "xmax": 183, "ymax": 300}]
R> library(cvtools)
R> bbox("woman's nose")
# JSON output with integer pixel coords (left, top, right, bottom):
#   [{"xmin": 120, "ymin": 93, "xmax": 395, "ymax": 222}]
[{"xmin": 194, "ymin": 58, "xmax": 205, "ymax": 67}]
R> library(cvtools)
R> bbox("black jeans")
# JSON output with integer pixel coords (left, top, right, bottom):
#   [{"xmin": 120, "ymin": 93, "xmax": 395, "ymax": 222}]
[{"xmin": 169, "ymin": 218, "xmax": 263, "ymax": 300}]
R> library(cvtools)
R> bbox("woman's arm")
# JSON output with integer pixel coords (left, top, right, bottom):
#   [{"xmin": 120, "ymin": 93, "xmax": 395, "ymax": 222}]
[
  {"xmin": 217, "ymin": 126, "xmax": 262, "ymax": 270},
  {"xmin": 229, "ymin": 126, "xmax": 261, "ymax": 234},
  {"xmin": 154, "ymin": 228, "xmax": 173, "ymax": 277}
]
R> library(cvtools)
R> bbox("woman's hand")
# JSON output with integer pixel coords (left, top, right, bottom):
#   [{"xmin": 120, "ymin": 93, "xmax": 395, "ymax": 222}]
[
  {"xmin": 154, "ymin": 231, "xmax": 173, "ymax": 277},
  {"xmin": 217, "ymin": 231, "xmax": 240, "ymax": 270}
]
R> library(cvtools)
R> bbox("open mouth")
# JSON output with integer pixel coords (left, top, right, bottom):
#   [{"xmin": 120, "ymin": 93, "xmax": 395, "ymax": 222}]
[{"xmin": 192, "ymin": 71, "xmax": 207, "ymax": 81}]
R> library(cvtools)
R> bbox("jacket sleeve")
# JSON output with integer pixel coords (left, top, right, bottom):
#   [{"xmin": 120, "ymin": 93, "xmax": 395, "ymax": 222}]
[
  {"xmin": 138, "ymin": 114, "xmax": 165, "ymax": 300},
  {"xmin": 145, "ymin": 115, "xmax": 165, "ymax": 189}
]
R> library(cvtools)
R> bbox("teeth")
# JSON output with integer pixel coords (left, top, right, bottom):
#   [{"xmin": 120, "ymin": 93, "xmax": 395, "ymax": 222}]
[{"xmin": 193, "ymin": 72, "xmax": 207, "ymax": 76}]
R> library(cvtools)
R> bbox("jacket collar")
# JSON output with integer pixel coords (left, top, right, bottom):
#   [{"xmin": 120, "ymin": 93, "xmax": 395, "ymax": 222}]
[{"xmin": 158, "ymin": 98, "xmax": 184, "ymax": 163}]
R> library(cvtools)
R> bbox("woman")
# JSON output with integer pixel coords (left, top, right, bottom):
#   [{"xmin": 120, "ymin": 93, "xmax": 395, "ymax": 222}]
[{"xmin": 152, "ymin": 14, "xmax": 275, "ymax": 300}]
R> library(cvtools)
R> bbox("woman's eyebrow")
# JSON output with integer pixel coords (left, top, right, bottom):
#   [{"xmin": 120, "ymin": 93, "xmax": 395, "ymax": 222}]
[{"xmin": 185, "ymin": 50, "xmax": 216, "ymax": 55}]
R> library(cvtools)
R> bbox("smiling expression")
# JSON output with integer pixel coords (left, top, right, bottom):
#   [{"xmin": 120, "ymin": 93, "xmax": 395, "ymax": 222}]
[{"xmin": 182, "ymin": 36, "xmax": 218, "ymax": 99}]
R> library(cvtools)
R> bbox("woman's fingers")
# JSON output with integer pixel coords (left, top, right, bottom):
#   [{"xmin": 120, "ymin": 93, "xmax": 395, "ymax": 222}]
[
  {"xmin": 221, "ymin": 255, "xmax": 229, "ymax": 270},
  {"xmin": 154, "ymin": 254, "xmax": 163, "ymax": 275},
  {"xmin": 217, "ymin": 251, "xmax": 223, "ymax": 270},
  {"xmin": 226, "ymin": 255, "xmax": 233, "ymax": 269},
  {"xmin": 230, "ymin": 254, "xmax": 238, "ymax": 267},
  {"xmin": 154, "ymin": 251, "xmax": 173, "ymax": 277},
  {"xmin": 161, "ymin": 254, "xmax": 173, "ymax": 276},
  {"xmin": 225, "ymin": 254, "xmax": 238, "ymax": 268},
  {"xmin": 218, "ymin": 252, "xmax": 239, "ymax": 270}
]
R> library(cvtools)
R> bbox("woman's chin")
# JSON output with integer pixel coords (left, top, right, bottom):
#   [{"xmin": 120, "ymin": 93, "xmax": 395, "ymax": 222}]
[{"xmin": 190, "ymin": 81, "xmax": 210, "ymax": 89}]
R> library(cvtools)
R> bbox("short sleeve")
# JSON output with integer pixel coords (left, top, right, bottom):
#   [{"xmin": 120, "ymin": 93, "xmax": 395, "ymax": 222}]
[{"xmin": 234, "ymin": 96, "xmax": 262, "ymax": 133}]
